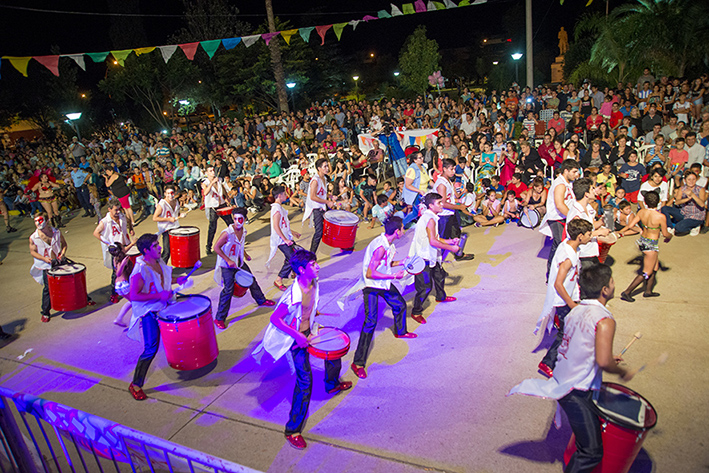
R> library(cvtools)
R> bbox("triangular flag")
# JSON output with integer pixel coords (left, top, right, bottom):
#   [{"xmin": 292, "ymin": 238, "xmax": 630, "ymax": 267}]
[
  {"xmin": 86, "ymin": 52, "xmax": 110, "ymax": 63},
  {"xmin": 280, "ymin": 29, "xmax": 298, "ymax": 45},
  {"xmin": 472, "ymin": 0, "xmax": 487, "ymax": 4},
  {"xmin": 6, "ymin": 57, "xmax": 31, "ymax": 77},
  {"xmin": 363, "ymin": 15, "xmax": 378, "ymax": 21},
  {"xmin": 299, "ymin": 27, "xmax": 315, "ymax": 43},
  {"xmin": 200, "ymin": 40, "xmax": 220, "ymax": 58},
  {"xmin": 111, "ymin": 49, "xmax": 132, "ymax": 66},
  {"xmin": 428, "ymin": 1, "xmax": 437, "ymax": 10},
  {"xmin": 34, "ymin": 55, "xmax": 59, "ymax": 76},
  {"xmin": 222, "ymin": 38, "xmax": 241, "ymax": 50},
  {"xmin": 458, "ymin": 0, "xmax": 470, "ymax": 4},
  {"xmin": 262, "ymin": 32, "xmax": 279, "ymax": 46},
  {"xmin": 179, "ymin": 42, "xmax": 199, "ymax": 60},
  {"xmin": 415, "ymin": 0, "xmax": 427, "ymax": 12},
  {"xmin": 158, "ymin": 45, "xmax": 177, "ymax": 62},
  {"xmin": 377, "ymin": 10, "xmax": 392, "ymax": 18},
  {"xmin": 432, "ymin": 1, "xmax": 447, "ymax": 9},
  {"xmin": 65, "ymin": 54, "xmax": 85, "ymax": 71},
  {"xmin": 391, "ymin": 4, "xmax": 404, "ymax": 16},
  {"xmin": 241, "ymin": 35, "xmax": 260, "ymax": 48},
  {"xmin": 134, "ymin": 47, "xmax": 155, "ymax": 56},
  {"xmin": 402, "ymin": 3, "xmax": 415, "ymax": 14},
  {"xmin": 348, "ymin": 20, "xmax": 362, "ymax": 31},
  {"xmin": 333, "ymin": 23, "xmax": 347, "ymax": 41},
  {"xmin": 315, "ymin": 25, "xmax": 332, "ymax": 45},
  {"xmin": 444, "ymin": 0, "xmax": 458, "ymax": 7}
]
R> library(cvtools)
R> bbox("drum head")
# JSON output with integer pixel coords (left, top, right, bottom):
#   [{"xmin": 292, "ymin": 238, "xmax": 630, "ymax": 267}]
[
  {"xmin": 48, "ymin": 263, "xmax": 86, "ymax": 276},
  {"xmin": 404, "ymin": 255, "xmax": 426, "ymax": 275},
  {"xmin": 324, "ymin": 210, "xmax": 359, "ymax": 226},
  {"xmin": 309, "ymin": 327, "xmax": 350, "ymax": 351},
  {"xmin": 520, "ymin": 209, "xmax": 540, "ymax": 228},
  {"xmin": 170, "ymin": 226, "xmax": 199, "ymax": 236},
  {"xmin": 594, "ymin": 382, "xmax": 657, "ymax": 430},
  {"xmin": 598, "ymin": 232, "xmax": 618, "ymax": 245},
  {"xmin": 158, "ymin": 295, "xmax": 211, "ymax": 322},
  {"xmin": 235, "ymin": 270, "xmax": 254, "ymax": 287},
  {"xmin": 126, "ymin": 246, "xmax": 141, "ymax": 256}
]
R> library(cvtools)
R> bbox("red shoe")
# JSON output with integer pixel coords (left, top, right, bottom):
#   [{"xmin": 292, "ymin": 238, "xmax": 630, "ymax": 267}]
[
  {"xmin": 411, "ymin": 314, "xmax": 427, "ymax": 324},
  {"xmin": 110, "ymin": 294, "xmax": 121, "ymax": 304},
  {"xmin": 285, "ymin": 433, "xmax": 307, "ymax": 450},
  {"xmin": 273, "ymin": 281, "xmax": 287, "ymax": 291},
  {"xmin": 327, "ymin": 381, "xmax": 353, "ymax": 395},
  {"xmin": 129, "ymin": 383, "xmax": 147, "ymax": 401},
  {"xmin": 394, "ymin": 332, "xmax": 418, "ymax": 339},
  {"xmin": 215, "ymin": 320, "xmax": 227, "ymax": 330},
  {"xmin": 260, "ymin": 300, "xmax": 276, "ymax": 307},
  {"xmin": 436, "ymin": 296, "xmax": 457, "ymax": 303},
  {"xmin": 86, "ymin": 299, "xmax": 96, "ymax": 307},
  {"xmin": 41, "ymin": 314, "xmax": 50, "ymax": 323},
  {"xmin": 538, "ymin": 362, "xmax": 553, "ymax": 378},
  {"xmin": 350, "ymin": 363, "xmax": 367, "ymax": 379},
  {"xmin": 554, "ymin": 315, "xmax": 561, "ymax": 330}
]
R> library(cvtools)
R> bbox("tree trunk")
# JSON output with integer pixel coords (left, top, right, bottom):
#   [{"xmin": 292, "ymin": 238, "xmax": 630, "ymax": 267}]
[{"xmin": 264, "ymin": 0, "xmax": 289, "ymax": 113}]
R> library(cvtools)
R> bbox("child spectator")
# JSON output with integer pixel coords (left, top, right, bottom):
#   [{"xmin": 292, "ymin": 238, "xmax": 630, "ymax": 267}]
[
  {"xmin": 454, "ymin": 156, "xmax": 467, "ymax": 189},
  {"xmin": 596, "ymin": 163, "xmax": 617, "ymax": 197},
  {"xmin": 668, "ymin": 137, "xmax": 689, "ymax": 188},
  {"xmin": 358, "ymin": 174, "xmax": 377, "ymax": 221},
  {"xmin": 619, "ymin": 151, "xmax": 646, "ymax": 203},
  {"xmin": 615, "ymin": 201, "xmax": 640, "ymax": 235},
  {"xmin": 474, "ymin": 189, "xmax": 504, "ymax": 227},
  {"xmin": 506, "ymin": 173, "xmax": 528, "ymax": 199},
  {"xmin": 502, "ymin": 190, "xmax": 520, "ymax": 223},
  {"xmin": 88, "ymin": 184, "xmax": 102, "ymax": 222},
  {"xmin": 607, "ymin": 187, "xmax": 627, "ymax": 209},
  {"xmin": 459, "ymin": 182, "xmax": 477, "ymax": 226},
  {"xmin": 490, "ymin": 175, "xmax": 505, "ymax": 197},
  {"xmin": 370, "ymin": 194, "xmax": 396, "ymax": 228}
]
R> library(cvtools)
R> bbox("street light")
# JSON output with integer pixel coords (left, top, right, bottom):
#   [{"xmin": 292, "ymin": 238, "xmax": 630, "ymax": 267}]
[
  {"xmin": 511, "ymin": 53, "xmax": 523, "ymax": 84},
  {"xmin": 286, "ymin": 82, "xmax": 296, "ymax": 108},
  {"xmin": 65, "ymin": 113, "xmax": 82, "ymax": 140},
  {"xmin": 353, "ymin": 75, "xmax": 360, "ymax": 99},
  {"xmin": 394, "ymin": 71, "xmax": 400, "ymax": 77},
  {"xmin": 492, "ymin": 61, "xmax": 499, "ymax": 65}
]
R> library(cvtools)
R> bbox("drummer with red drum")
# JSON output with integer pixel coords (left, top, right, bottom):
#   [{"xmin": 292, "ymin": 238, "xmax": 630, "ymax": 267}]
[
  {"xmin": 94, "ymin": 200, "xmax": 135, "ymax": 304},
  {"xmin": 213, "ymin": 207, "xmax": 274, "ymax": 330},
  {"xmin": 302, "ymin": 158, "xmax": 332, "ymax": 255},
  {"xmin": 152, "ymin": 185, "xmax": 181, "ymax": 263},
  {"xmin": 202, "ymin": 165, "xmax": 233, "ymax": 255}
]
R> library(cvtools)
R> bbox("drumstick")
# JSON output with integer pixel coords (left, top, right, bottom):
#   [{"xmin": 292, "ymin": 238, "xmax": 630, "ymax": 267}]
[
  {"xmin": 183, "ymin": 260, "xmax": 202, "ymax": 280},
  {"xmin": 619, "ymin": 332, "xmax": 642, "ymax": 356},
  {"xmin": 632, "ymin": 352, "xmax": 669, "ymax": 376},
  {"xmin": 308, "ymin": 332, "xmax": 342, "ymax": 343}
]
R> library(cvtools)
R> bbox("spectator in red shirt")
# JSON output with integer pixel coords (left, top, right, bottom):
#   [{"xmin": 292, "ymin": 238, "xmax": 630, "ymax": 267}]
[
  {"xmin": 609, "ymin": 102, "xmax": 624, "ymax": 132},
  {"xmin": 547, "ymin": 111, "xmax": 565, "ymax": 135},
  {"xmin": 506, "ymin": 173, "xmax": 528, "ymax": 199},
  {"xmin": 537, "ymin": 134, "xmax": 555, "ymax": 167}
]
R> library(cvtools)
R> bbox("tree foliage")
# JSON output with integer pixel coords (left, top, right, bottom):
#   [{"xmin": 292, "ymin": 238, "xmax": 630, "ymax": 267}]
[{"xmin": 398, "ymin": 26, "xmax": 441, "ymax": 95}]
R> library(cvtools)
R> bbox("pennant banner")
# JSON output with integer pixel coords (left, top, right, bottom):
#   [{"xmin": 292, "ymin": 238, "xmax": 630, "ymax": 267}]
[
  {"xmin": 86, "ymin": 52, "xmax": 110, "ymax": 63},
  {"xmin": 34, "ymin": 55, "xmax": 59, "ymax": 76},
  {"xmin": 200, "ymin": 40, "xmax": 221, "ymax": 59},
  {"xmin": 66, "ymin": 54, "xmax": 86, "ymax": 71},
  {"xmin": 134, "ymin": 47, "xmax": 155, "ymax": 56},
  {"xmin": 402, "ymin": 3, "xmax": 415, "ymax": 14},
  {"xmin": 299, "ymin": 27, "xmax": 315, "ymax": 43},
  {"xmin": 262, "ymin": 32, "xmax": 279, "ymax": 46},
  {"xmin": 280, "ymin": 29, "xmax": 297, "ymax": 45},
  {"xmin": 391, "ymin": 4, "xmax": 404, "ymax": 16},
  {"xmin": 158, "ymin": 45, "xmax": 177, "ymax": 63},
  {"xmin": 6, "ymin": 56, "xmax": 31, "ymax": 77},
  {"xmin": 349, "ymin": 20, "xmax": 362, "ymax": 31},
  {"xmin": 179, "ymin": 42, "xmax": 199, "ymax": 60},
  {"xmin": 315, "ymin": 25, "xmax": 332, "ymax": 45},
  {"xmin": 363, "ymin": 15, "xmax": 378, "ymax": 21},
  {"xmin": 377, "ymin": 10, "xmax": 392, "ymax": 19},
  {"xmin": 222, "ymin": 38, "xmax": 241, "ymax": 50},
  {"xmin": 333, "ymin": 23, "xmax": 348, "ymax": 41},
  {"xmin": 242, "ymin": 35, "xmax": 260, "ymax": 48},
  {"xmin": 111, "ymin": 49, "xmax": 132, "ymax": 66}
]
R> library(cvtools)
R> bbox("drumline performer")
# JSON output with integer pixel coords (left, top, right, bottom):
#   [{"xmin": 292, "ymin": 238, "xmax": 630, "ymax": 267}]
[
  {"xmin": 110, "ymin": 244, "xmax": 136, "ymax": 327},
  {"xmin": 127, "ymin": 233, "xmax": 188, "ymax": 401},
  {"xmin": 303, "ymin": 158, "xmax": 331, "ymax": 255},
  {"xmin": 268, "ymin": 186, "xmax": 301, "ymax": 291},
  {"xmin": 253, "ymin": 249, "xmax": 352, "ymax": 450},
  {"xmin": 152, "ymin": 185, "xmax": 181, "ymax": 263},
  {"xmin": 509, "ymin": 263, "xmax": 634, "ymax": 473},
  {"xmin": 213, "ymin": 207, "xmax": 275, "ymax": 330},
  {"xmin": 202, "ymin": 165, "xmax": 233, "ymax": 255},
  {"xmin": 434, "ymin": 159, "xmax": 475, "ymax": 261},
  {"xmin": 93, "ymin": 200, "xmax": 135, "ymax": 304},
  {"xmin": 351, "ymin": 216, "xmax": 416, "ymax": 380},
  {"xmin": 565, "ymin": 178, "xmax": 611, "ymax": 270}
]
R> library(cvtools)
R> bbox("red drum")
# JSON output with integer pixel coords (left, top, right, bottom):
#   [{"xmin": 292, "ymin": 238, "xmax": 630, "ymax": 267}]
[
  {"xmin": 564, "ymin": 382, "xmax": 657, "ymax": 473},
  {"xmin": 216, "ymin": 206, "xmax": 234, "ymax": 217},
  {"xmin": 232, "ymin": 269, "xmax": 254, "ymax": 298},
  {"xmin": 323, "ymin": 210, "xmax": 359, "ymax": 249},
  {"xmin": 126, "ymin": 246, "xmax": 141, "ymax": 266},
  {"xmin": 307, "ymin": 327, "xmax": 350, "ymax": 361},
  {"xmin": 169, "ymin": 226, "xmax": 200, "ymax": 268},
  {"xmin": 47, "ymin": 263, "xmax": 88, "ymax": 312},
  {"xmin": 157, "ymin": 295, "xmax": 219, "ymax": 370},
  {"xmin": 597, "ymin": 233, "xmax": 618, "ymax": 264}
]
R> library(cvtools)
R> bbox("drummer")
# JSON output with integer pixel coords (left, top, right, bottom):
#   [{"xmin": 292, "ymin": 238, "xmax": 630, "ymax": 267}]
[
  {"xmin": 268, "ymin": 185, "xmax": 301, "ymax": 291},
  {"xmin": 434, "ymin": 158, "xmax": 475, "ymax": 261},
  {"xmin": 213, "ymin": 207, "xmax": 274, "ymax": 330},
  {"xmin": 566, "ymin": 178, "xmax": 610, "ymax": 270},
  {"xmin": 302, "ymin": 158, "xmax": 332, "ymax": 255},
  {"xmin": 508, "ymin": 263, "xmax": 634, "ymax": 472},
  {"xmin": 351, "ymin": 216, "xmax": 416, "ymax": 380},
  {"xmin": 152, "ymin": 185, "xmax": 181, "ymax": 263},
  {"xmin": 203, "ymin": 165, "xmax": 233, "ymax": 255},
  {"xmin": 255, "ymin": 249, "xmax": 352, "ymax": 450},
  {"xmin": 127, "ymin": 233, "xmax": 188, "ymax": 401},
  {"xmin": 93, "ymin": 200, "xmax": 135, "ymax": 304},
  {"xmin": 29, "ymin": 212, "xmax": 95, "ymax": 323}
]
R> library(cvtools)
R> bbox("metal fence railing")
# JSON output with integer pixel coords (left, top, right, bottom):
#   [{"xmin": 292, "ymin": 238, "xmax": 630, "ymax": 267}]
[{"xmin": 0, "ymin": 386, "xmax": 261, "ymax": 473}]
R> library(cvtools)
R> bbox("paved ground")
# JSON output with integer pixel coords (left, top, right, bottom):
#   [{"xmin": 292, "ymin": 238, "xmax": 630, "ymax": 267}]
[{"xmin": 0, "ymin": 206, "xmax": 707, "ymax": 473}]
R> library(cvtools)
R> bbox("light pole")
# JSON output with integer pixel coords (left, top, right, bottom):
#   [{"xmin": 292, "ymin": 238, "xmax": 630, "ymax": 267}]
[
  {"xmin": 65, "ymin": 112, "xmax": 82, "ymax": 140},
  {"xmin": 511, "ymin": 53, "xmax": 523, "ymax": 85},
  {"xmin": 353, "ymin": 75, "xmax": 360, "ymax": 100},
  {"xmin": 286, "ymin": 82, "xmax": 296, "ymax": 109}
]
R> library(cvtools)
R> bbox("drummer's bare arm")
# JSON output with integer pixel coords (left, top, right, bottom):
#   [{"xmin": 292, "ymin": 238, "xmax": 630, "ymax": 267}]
[
  {"xmin": 596, "ymin": 318, "xmax": 633, "ymax": 381},
  {"xmin": 29, "ymin": 237, "xmax": 52, "ymax": 264},
  {"xmin": 92, "ymin": 221, "xmax": 105, "ymax": 242},
  {"xmin": 152, "ymin": 203, "xmax": 171, "ymax": 222},
  {"xmin": 426, "ymin": 220, "xmax": 460, "ymax": 253},
  {"xmin": 367, "ymin": 247, "xmax": 405, "ymax": 280},
  {"xmin": 59, "ymin": 233, "xmax": 68, "ymax": 259},
  {"xmin": 554, "ymin": 184, "xmax": 570, "ymax": 217},
  {"xmin": 270, "ymin": 304, "xmax": 309, "ymax": 348},
  {"xmin": 553, "ymin": 259, "xmax": 578, "ymax": 309}
]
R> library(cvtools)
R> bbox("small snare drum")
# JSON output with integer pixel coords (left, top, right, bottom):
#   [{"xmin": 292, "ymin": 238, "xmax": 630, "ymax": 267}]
[
  {"xmin": 216, "ymin": 206, "xmax": 234, "ymax": 217},
  {"xmin": 232, "ymin": 269, "xmax": 254, "ymax": 298},
  {"xmin": 520, "ymin": 209, "xmax": 541, "ymax": 229},
  {"xmin": 403, "ymin": 255, "xmax": 426, "ymax": 275},
  {"xmin": 307, "ymin": 327, "xmax": 351, "ymax": 361}
]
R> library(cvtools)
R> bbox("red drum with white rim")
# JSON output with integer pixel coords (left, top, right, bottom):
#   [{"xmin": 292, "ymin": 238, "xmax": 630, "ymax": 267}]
[
  {"xmin": 47, "ymin": 263, "xmax": 88, "ymax": 312},
  {"xmin": 564, "ymin": 382, "xmax": 657, "ymax": 473},
  {"xmin": 157, "ymin": 295, "xmax": 219, "ymax": 370},
  {"xmin": 323, "ymin": 210, "xmax": 359, "ymax": 249},
  {"xmin": 216, "ymin": 206, "xmax": 234, "ymax": 217},
  {"xmin": 232, "ymin": 269, "xmax": 254, "ymax": 298},
  {"xmin": 169, "ymin": 226, "xmax": 200, "ymax": 268},
  {"xmin": 126, "ymin": 246, "xmax": 141, "ymax": 266},
  {"xmin": 307, "ymin": 327, "xmax": 350, "ymax": 361},
  {"xmin": 597, "ymin": 233, "xmax": 618, "ymax": 264}
]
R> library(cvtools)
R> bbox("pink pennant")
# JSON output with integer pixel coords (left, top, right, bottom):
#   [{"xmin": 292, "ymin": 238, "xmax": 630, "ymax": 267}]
[
  {"xmin": 415, "ymin": 0, "xmax": 427, "ymax": 12},
  {"xmin": 362, "ymin": 15, "xmax": 378, "ymax": 21},
  {"xmin": 34, "ymin": 55, "xmax": 59, "ymax": 76},
  {"xmin": 179, "ymin": 42, "xmax": 199, "ymax": 60},
  {"xmin": 262, "ymin": 32, "xmax": 279, "ymax": 46},
  {"xmin": 315, "ymin": 25, "xmax": 332, "ymax": 45}
]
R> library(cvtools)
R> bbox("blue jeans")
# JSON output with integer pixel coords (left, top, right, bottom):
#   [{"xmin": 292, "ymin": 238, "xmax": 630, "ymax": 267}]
[
  {"xmin": 353, "ymin": 286, "xmax": 408, "ymax": 367},
  {"xmin": 402, "ymin": 194, "xmax": 421, "ymax": 228},
  {"xmin": 132, "ymin": 312, "xmax": 160, "ymax": 387},
  {"xmin": 661, "ymin": 206, "xmax": 702, "ymax": 233},
  {"xmin": 392, "ymin": 158, "xmax": 407, "ymax": 179}
]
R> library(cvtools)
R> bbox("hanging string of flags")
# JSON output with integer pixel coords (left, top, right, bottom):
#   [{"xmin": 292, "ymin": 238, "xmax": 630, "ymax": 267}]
[{"xmin": 1, "ymin": 0, "xmax": 485, "ymax": 78}]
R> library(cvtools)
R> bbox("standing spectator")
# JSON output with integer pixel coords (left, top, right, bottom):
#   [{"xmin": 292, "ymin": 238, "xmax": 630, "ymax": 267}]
[{"xmin": 70, "ymin": 162, "xmax": 95, "ymax": 218}]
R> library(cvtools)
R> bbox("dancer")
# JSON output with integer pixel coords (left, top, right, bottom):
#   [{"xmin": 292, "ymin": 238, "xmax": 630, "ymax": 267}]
[
  {"xmin": 255, "ymin": 249, "xmax": 352, "ymax": 450},
  {"xmin": 536, "ymin": 218, "xmax": 593, "ymax": 378},
  {"xmin": 408, "ymin": 193, "xmax": 461, "ymax": 324},
  {"xmin": 268, "ymin": 186, "xmax": 301, "ymax": 291},
  {"xmin": 127, "ymin": 233, "xmax": 187, "ymax": 400},
  {"xmin": 109, "ymin": 243, "xmax": 135, "ymax": 327},
  {"xmin": 94, "ymin": 200, "xmax": 134, "ymax": 304},
  {"xmin": 152, "ymin": 185, "xmax": 181, "ymax": 263},
  {"xmin": 203, "ymin": 165, "xmax": 234, "ymax": 255},
  {"xmin": 302, "ymin": 158, "xmax": 331, "ymax": 255},
  {"xmin": 213, "ymin": 207, "xmax": 274, "ymax": 330},
  {"xmin": 0, "ymin": 187, "xmax": 18, "ymax": 233},
  {"xmin": 31, "ymin": 174, "xmax": 63, "ymax": 228},
  {"xmin": 104, "ymin": 166, "xmax": 136, "ymax": 227},
  {"xmin": 434, "ymin": 158, "xmax": 475, "ymax": 260},
  {"xmin": 351, "ymin": 216, "xmax": 416, "ymax": 380},
  {"xmin": 509, "ymin": 263, "xmax": 633, "ymax": 473},
  {"xmin": 618, "ymin": 191, "xmax": 673, "ymax": 302}
]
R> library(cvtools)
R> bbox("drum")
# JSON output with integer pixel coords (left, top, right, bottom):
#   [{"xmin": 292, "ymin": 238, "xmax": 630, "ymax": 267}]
[
  {"xmin": 403, "ymin": 255, "xmax": 426, "ymax": 275},
  {"xmin": 126, "ymin": 246, "xmax": 141, "ymax": 266},
  {"xmin": 520, "ymin": 209, "xmax": 541, "ymax": 229},
  {"xmin": 169, "ymin": 226, "xmax": 200, "ymax": 268},
  {"xmin": 232, "ymin": 269, "xmax": 254, "ymax": 298},
  {"xmin": 564, "ymin": 382, "xmax": 657, "ymax": 473},
  {"xmin": 216, "ymin": 206, "xmax": 234, "ymax": 217},
  {"xmin": 47, "ymin": 263, "xmax": 88, "ymax": 312},
  {"xmin": 157, "ymin": 295, "xmax": 219, "ymax": 370},
  {"xmin": 597, "ymin": 233, "xmax": 618, "ymax": 264},
  {"xmin": 307, "ymin": 327, "xmax": 350, "ymax": 361},
  {"xmin": 323, "ymin": 210, "xmax": 359, "ymax": 249}
]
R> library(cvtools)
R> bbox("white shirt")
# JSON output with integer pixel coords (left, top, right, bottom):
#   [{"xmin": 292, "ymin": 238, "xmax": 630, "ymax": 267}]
[
  {"xmin": 535, "ymin": 240, "xmax": 580, "ymax": 335},
  {"xmin": 539, "ymin": 175, "xmax": 574, "ymax": 237},
  {"xmin": 686, "ymin": 142, "xmax": 706, "ymax": 167},
  {"xmin": 565, "ymin": 201, "xmax": 599, "ymax": 258},
  {"xmin": 267, "ymin": 203, "xmax": 292, "ymax": 265},
  {"xmin": 408, "ymin": 209, "xmax": 440, "ymax": 266},
  {"xmin": 100, "ymin": 213, "xmax": 130, "ymax": 269},
  {"xmin": 433, "ymin": 176, "xmax": 455, "ymax": 217},
  {"xmin": 202, "ymin": 178, "xmax": 224, "ymax": 209},
  {"xmin": 363, "ymin": 233, "xmax": 396, "ymax": 290},
  {"xmin": 29, "ymin": 228, "xmax": 62, "ymax": 284},
  {"xmin": 303, "ymin": 175, "xmax": 327, "ymax": 224},
  {"xmin": 638, "ymin": 181, "xmax": 669, "ymax": 205},
  {"xmin": 156, "ymin": 199, "xmax": 180, "ymax": 235},
  {"xmin": 214, "ymin": 226, "xmax": 245, "ymax": 286},
  {"xmin": 127, "ymin": 256, "xmax": 173, "ymax": 341}
]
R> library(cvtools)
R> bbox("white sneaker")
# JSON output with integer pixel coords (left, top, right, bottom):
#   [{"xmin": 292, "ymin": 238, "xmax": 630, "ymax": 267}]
[
  {"xmin": 690, "ymin": 226, "xmax": 700, "ymax": 236},
  {"xmin": 667, "ymin": 227, "xmax": 675, "ymax": 235}
]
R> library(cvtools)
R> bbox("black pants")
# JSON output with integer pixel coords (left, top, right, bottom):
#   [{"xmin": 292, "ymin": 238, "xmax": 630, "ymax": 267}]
[
  {"xmin": 412, "ymin": 263, "xmax": 447, "ymax": 315},
  {"xmin": 285, "ymin": 329, "xmax": 341, "ymax": 435},
  {"xmin": 132, "ymin": 312, "xmax": 160, "ymax": 388},
  {"xmin": 559, "ymin": 390, "xmax": 603, "ymax": 473},
  {"xmin": 161, "ymin": 232, "xmax": 171, "ymax": 263},
  {"xmin": 110, "ymin": 255, "xmax": 118, "ymax": 296},
  {"xmin": 309, "ymin": 208, "xmax": 325, "ymax": 254},
  {"xmin": 541, "ymin": 304, "xmax": 572, "ymax": 369},
  {"xmin": 215, "ymin": 263, "xmax": 266, "ymax": 321},
  {"xmin": 206, "ymin": 207, "xmax": 234, "ymax": 252},
  {"xmin": 76, "ymin": 185, "xmax": 92, "ymax": 213},
  {"xmin": 353, "ymin": 286, "xmax": 408, "ymax": 367},
  {"xmin": 546, "ymin": 220, "xmax": 565, "ymax": 278},
  {"xmin": 41, "ymin": 270, "xmax": 51, "ymax": 316},
  {"xmin": 277, "ymin": 243, "xmax": 297, "ymax": 279}
]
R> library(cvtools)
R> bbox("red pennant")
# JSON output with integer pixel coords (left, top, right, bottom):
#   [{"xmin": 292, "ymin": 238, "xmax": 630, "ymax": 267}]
[
  {"xmin": 315, "ymin": 25, "xmax": 332, "ymax": 45},
  {"xmin": 179, "ymin": 42, "xmax": 199, "ymax": 60},
  {"xmin": 34, "ymin": 55, "xmax": 60, "ymax": 76}
]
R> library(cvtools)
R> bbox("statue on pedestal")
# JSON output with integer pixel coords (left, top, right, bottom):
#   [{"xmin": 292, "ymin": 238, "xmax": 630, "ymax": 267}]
[{"xmin": 558, "ymin": 27, "xmax": 569, "ymax": 56}]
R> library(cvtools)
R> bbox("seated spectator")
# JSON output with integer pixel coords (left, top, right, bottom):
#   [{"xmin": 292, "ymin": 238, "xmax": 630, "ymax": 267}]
[
  {"xmin": 473, "ymin": 189, "xmax": 504, "ymax": 227},
  {"xmin": 662, "ymin": 171, "xmax": 706, "ymax": 236},
  {"xmin": 506, "ymin": 172, "xmax": 528, "ymax": 199},
  {"xmin": 614, "ymin": 200, "xmax": 641, "ymax": 235}
]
